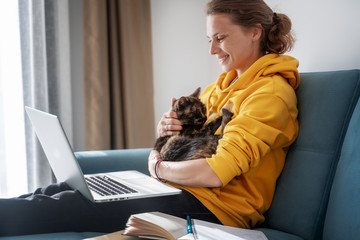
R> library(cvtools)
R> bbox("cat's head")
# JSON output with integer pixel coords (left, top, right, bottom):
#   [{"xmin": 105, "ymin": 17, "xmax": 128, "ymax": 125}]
[{"xmin": 172, "ymin": 87, "xmax": 207, "ymax": 126}]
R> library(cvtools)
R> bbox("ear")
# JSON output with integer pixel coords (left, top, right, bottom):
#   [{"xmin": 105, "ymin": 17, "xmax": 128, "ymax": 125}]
[
  {"xmin": 190, "ymin": 87, "xmax": 201, "ymax": 98},
  {"xmin": 251, "ymin": 24, "xmax": 263, "ymax": 42},
  {"xmin": 179, "ymin": 96, "xmax": 187, "ymax": 104},
  {"xmin": 171, "ymin": 97, "xmax": 177, "ymax": 107}
]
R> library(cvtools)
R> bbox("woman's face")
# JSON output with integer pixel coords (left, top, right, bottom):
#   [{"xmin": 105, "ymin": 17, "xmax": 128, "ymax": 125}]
[{"xmin": 206, "ymin": 14, "xmax": 263, "ymax": 76}]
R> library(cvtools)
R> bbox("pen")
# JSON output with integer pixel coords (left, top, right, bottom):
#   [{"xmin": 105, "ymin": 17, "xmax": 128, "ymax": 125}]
[{"xmin": 186, "ymin": 215, "xmax": 193, "ymax": 233}]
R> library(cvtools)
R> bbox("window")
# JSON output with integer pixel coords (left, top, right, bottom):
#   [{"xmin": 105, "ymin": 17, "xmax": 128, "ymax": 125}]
[{"xmin": 0, "ymin": 0, "xmax": 28, "ymax": 197}]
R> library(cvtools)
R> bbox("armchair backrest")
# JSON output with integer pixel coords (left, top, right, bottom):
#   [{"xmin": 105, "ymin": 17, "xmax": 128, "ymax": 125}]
[
  {"xmin": 264, "ymin": 70, "xmax": 360, "ymax": 240},
  {"xmin": 322, "ymin": 81, "xmax": 360, "ymax": 240}
]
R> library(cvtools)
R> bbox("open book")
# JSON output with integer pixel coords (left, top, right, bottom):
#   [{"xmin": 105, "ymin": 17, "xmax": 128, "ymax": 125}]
[{"xmin": 122, "ymin": 212, "xmax": 268, "ymax": 240}]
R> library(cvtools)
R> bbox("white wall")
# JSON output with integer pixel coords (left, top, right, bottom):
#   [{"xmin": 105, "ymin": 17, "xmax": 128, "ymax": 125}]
[
  {"xmin": 267, "ymin": 0, "xmax": 360, "ymax": 72},
  {"xmin": 150, "ymin": 0, "xmax": 360, "ymax": 131},
  {"xmin": 151, "ymin": 0, "xmax": 221, "ymax": 129}
]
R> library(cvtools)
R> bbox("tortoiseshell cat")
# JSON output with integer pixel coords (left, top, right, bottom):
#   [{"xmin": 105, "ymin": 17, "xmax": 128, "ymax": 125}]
[{"xmin": 154, "ymin": 87, "xmax": 233, "ymax": 161}]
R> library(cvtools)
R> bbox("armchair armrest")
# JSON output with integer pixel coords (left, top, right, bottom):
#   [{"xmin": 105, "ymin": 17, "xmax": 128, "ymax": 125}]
[{"xmin": 75, "ymin": 148, "xmax": 152, "ymax": 175}]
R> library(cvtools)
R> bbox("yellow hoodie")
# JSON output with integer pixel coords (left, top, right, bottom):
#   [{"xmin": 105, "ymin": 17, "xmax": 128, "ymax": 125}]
[{"xmin": 173, "ymin": 54, "xmax": 300, "ymax": 228}]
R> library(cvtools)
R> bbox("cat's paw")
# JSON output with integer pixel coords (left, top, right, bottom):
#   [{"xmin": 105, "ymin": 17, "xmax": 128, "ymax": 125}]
[{"xmin": 221, "ymin": 108, "xmax": 233, "ymax": 120}]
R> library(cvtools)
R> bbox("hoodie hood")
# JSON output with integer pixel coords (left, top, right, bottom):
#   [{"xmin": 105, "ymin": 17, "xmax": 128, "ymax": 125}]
[
  {"xmin": 201, "ymin": 54, "xmax": 299, "ymax": 117},
  {"xmin": 217, "ymin": 54, "xmax": 299, "ymax": 91}
]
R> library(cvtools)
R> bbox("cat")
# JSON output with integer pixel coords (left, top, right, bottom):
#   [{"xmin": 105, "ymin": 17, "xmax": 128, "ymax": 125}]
[{"xmin": 154, "ymin": 87, "xmax": 233, "ymax": 161}]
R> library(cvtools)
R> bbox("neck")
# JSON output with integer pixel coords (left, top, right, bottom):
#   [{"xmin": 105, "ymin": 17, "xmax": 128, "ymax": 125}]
[{"xmin": 236, "ymin": 51, "xmax": 265, "ymax": 77}]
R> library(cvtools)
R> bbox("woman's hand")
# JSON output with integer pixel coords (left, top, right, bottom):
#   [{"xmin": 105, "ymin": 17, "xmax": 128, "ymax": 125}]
[
  {"xmin": 148, "ymin": 150, "xmax": 160, "ymax": 178},
  {"xmin": 157, "ymin": 98, "xmax": 182, "ymax": 137}
]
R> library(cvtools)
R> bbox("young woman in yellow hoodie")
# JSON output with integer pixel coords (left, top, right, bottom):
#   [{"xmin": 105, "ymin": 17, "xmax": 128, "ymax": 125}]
[
  {"xmin": 149, "ymin": 0, "xmax": 299, "ymax": 229},
  {"xmin": 0, "ymin": 0, "xmax": 299, "ymax": 236}
]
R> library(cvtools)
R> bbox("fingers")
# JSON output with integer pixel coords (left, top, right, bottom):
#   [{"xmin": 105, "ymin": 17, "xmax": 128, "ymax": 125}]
[
  {"xmin": 163, "ymin": 110, "xmax": 178, "ymax": 119},
  {"xmin": 163, "ymin": 119, "xmax": 182, "ymax": 132},
  {"xmin": 157, "ymin": 97, "xmax": 182, "ymax": 137},
  {"xmin": 158, "ymin": 117, "xmax": 182, "ymax": 137}
]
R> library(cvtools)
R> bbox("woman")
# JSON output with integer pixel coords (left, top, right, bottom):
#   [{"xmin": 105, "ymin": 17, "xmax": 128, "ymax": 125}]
[
  {"xmin": 0, "ymin": 0, "xmax": 299, "ymax": 236},
  {"xmin": 149, "ymin": 0, "xmax": 299, "ymax": 228}
]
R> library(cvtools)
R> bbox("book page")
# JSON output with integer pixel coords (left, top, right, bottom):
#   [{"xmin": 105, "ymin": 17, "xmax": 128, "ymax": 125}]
[
  {"xmin": 124, "ymin": 212, "xmax": 188, "ymax": 240},
  {"xmin": 192, "ymin": 219, "xmax": 268, "ymax": 240}
]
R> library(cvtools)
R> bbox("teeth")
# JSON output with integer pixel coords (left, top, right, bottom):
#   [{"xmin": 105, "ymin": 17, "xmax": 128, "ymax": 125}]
[{"xmin": 218, "ymin": 55, "xmax": 228, "ymax": 64}]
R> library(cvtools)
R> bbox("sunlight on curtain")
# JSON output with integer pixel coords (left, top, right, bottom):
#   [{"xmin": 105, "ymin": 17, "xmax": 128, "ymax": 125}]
[{"xmin": 0, "ymin": 1, "xmax": 28, "ymax": 197}]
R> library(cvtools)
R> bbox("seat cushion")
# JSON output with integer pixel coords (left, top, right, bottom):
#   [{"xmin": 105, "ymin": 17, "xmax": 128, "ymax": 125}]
[
  {"xmin": 257, "ymin": 228, "xmax": 304, "ymax": 240},
  {"xmin": 0, "ymin": 232, "xmax": 103, "ymax": 240}
]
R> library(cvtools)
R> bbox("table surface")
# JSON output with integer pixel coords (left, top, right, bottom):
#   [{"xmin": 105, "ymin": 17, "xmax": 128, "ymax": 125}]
[{"xmin": 86, "ymin": 230, "xmax": 140, "ymax": 240}]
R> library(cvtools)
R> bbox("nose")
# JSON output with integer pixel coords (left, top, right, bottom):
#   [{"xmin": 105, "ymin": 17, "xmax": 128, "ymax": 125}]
[{"xmin": 209, "ymin": 41, "xmax": 219, "ymax": 55}]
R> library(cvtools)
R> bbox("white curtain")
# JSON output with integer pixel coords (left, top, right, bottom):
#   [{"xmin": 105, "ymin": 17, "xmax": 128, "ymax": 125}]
[
  {"xmin": 0, "ymin": 0, "xmax": 27, "ymax": 197},
  {"xmin": 18, "ymin": 0, "xmax": 74, "ymax": 193}
]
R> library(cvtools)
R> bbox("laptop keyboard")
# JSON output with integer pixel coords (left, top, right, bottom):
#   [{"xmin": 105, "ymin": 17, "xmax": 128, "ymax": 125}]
[{"xmin": 85, "ymin": 175, "xmax": 138, "ymax": 196}]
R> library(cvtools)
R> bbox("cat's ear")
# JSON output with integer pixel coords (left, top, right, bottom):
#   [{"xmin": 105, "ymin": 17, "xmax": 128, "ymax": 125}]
[
  {"xmin": 190, "ymin": 87, "xmax": 201, "ymax": 98},
  {"xmin": 171, "ymin": 97, "xmax": 177, "ymax": 108}
]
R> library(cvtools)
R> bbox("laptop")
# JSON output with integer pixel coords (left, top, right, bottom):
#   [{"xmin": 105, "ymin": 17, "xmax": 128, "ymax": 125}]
[{"xmin": 25, "ymin": 106, "xmax": 181, "ymax": 203}]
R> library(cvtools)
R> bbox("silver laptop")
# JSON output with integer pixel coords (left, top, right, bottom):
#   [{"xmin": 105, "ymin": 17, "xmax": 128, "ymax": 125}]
[{"xmin": 25, "ymin": 106, "xmax": 181, "ymax": 203}]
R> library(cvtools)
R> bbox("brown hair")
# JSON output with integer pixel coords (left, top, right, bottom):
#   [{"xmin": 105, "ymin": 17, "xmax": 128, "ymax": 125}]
[{"xmin": 206, "ymin": 0, "xmax": 295, "ymax": 54}]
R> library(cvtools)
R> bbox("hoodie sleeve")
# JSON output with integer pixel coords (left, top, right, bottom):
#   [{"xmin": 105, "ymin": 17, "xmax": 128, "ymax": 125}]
[{"xmin": 206, "ymin": 81, "xmax": 299, "ymax": 186}]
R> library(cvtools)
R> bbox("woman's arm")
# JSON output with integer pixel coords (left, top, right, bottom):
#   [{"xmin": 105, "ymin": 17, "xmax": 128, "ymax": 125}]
[{"xmin": 148, "ymin": 150, "xmax": 223, "ymax": 188}]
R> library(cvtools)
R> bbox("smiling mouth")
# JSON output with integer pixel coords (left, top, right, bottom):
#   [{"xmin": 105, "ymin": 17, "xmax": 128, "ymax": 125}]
[{"xmin": 218, "ymin": 55, "xmax": 229, "ymax": 64}]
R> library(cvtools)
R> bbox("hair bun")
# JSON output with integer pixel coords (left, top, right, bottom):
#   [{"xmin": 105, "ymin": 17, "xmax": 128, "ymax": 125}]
[{"xmin": 266, "ymin": 12, "xmax": 294, "ymax": 54}]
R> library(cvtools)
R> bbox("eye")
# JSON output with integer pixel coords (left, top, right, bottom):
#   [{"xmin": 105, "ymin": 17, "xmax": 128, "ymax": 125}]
[
  {"xmin": 216, "ymin": 36, "xmax": 225, "ymax": 42},
  {"xmin": 208, "ymin": 34, "xmax": 227, "ymax": 44}
]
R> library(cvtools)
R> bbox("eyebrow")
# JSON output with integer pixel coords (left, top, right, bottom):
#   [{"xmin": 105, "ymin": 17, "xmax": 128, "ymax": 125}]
[{"xmin": 206, "ymin": 32, "xmax": 219, "ymax": 38}]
